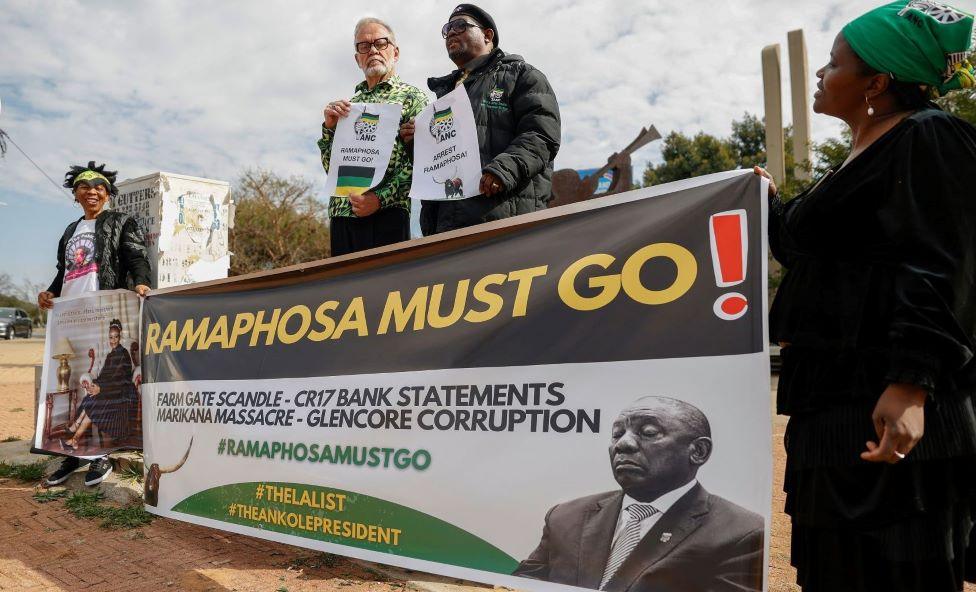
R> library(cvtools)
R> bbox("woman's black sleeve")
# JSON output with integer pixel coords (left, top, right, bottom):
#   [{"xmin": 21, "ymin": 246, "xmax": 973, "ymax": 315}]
[
  {"xmin": 119, "ymin": 216, "xmax": 153, "ymax": 289},
  {"xmin": 879, "ymin": 115, "xmax": 976, "ymax": 393},
  {"xmin": 47, "ymin": 232, "xmax": 67, "ymax": 296},
  {"xmin": 767, "ymin": 191, "xmax": 792, "ymax": 267}
]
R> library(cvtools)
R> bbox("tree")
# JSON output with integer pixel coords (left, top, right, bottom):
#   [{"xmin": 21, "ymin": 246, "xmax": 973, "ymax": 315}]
[
  {"xmin": 0, "ymin": 272, "xmax": 15, "ymax": 295},
  {"xmin": 642, "ymin": 113, "xmax": 807, "ymax": 196},
  {"xmin": 0, "ymin": 273, "xmax": 42, "ymax": 324},
  {"xmin": 643, "ymin": 131, "xmax": 736, "ymax": 186},
  {"xmin": 811, "ymin": 129, "xmax": 852, "ymax": 177},
  {"xmin": 229, "ymin": 169, "xmax": 331, "ymax": 276},
  {"xmin": 728, "ymin": 113, "xmax": 766, "ymax": 166},
  {"xmin": 938, "ymin": 91, "xmax": 976, "ymax": 126}
]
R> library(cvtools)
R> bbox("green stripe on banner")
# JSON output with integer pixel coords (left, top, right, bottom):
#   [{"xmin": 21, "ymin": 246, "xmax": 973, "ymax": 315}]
[
  {"xmin": 335, "ymin": 165, "xmax": 374, "ymax": 197},
  {"xmin": 172, "ymin": 482, "xmax": 518, "ymax": 573},
  {"xmin": 336, "ymin": 176, "xmax": 372, "ymax": 188},
  {"xmin": 360, "ymin": 113, "xmax": 379, "ymax": 122}
]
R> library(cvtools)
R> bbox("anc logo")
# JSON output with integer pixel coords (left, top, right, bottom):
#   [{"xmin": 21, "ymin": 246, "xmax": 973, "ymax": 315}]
[
  {"xmin": 483, "ymin": 86, "xmax": 508, "ymax": 111},
  {"xmin": 354, "ymin": 111, "xmax": 379, "ymax": 141},
  {"xmin": 429, "ymin": 107, "xmax": 456, "ymax": 143},
  {"xmin": 899, "ymin": 1, "xmax": 968, "ymax": 24}
]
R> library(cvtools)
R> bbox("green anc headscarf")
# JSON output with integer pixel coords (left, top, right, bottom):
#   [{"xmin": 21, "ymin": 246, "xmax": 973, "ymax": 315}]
[{"xmin": 843, "ymin": 1, "xmax": 976, "ymax": 97}]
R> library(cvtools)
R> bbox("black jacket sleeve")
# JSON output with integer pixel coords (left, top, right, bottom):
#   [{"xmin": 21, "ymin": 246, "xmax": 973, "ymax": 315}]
[
  {"xmin": 483, "ymin": 65, "xmax": 561, "ymax": 191},
  {"xmin": 767, "ymin": 192, "xmax": 793, "ymax": 268},
  {"xmin": 879, "ymin": 114, "xmax": 976, "ymax": 392},
  {"xmin": 47, "ymin": 236, "xmax": 66, "ymax": 296},
  {"xmin": 46, "ymin": 223, "xmax": 76, "ymax": 296},
  {"xmin": 119, "ymin": 216, "xmax": 153, "ymax": 288}
]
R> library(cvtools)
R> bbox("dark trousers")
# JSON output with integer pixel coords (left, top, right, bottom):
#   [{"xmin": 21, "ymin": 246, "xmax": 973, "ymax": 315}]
[{"xmin": 329, "ymin": 208, "xmax": 410, "ymax": 257}]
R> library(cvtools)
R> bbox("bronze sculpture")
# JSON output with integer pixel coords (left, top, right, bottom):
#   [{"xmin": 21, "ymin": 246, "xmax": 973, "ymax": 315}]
[{"xmin": 550, "ymin": 126, "xmax": 661, "ymax": 208}]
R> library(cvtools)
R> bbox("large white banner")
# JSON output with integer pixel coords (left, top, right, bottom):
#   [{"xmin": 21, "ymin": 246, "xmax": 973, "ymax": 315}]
[
  {"xmin": 143, "ymin": 171, "xmax": 771, "ymax": 592},
  {"xmin": 408, "ymin": 86, "xmax": 482, "ymax": 201},
  {"xmin": 324, "ymin": 102, "xmax": 402, "ymax": 198}
]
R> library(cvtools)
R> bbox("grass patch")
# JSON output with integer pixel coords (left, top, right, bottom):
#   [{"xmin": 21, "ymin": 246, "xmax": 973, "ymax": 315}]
[
  {"xmin": 1, "ymin": 436, "xmax": 21, "ymax": 442},
  {"xmin": 8, "ymin": 407, "xmax": 25, "ymax": 413},
  {"xmin": 117, "ymin": 464, "xmax": 143, "ymax": 484},
  {"xmin": 33, "ymin": 489, "xmax": 68, "ymax": 503},
  {"xmin": 64, "ymin": 490, "xmax": 154, "ymax": 530},
  {"xmin": 0, "ymin": 460, "xmax": 47, "ymax": 482}
]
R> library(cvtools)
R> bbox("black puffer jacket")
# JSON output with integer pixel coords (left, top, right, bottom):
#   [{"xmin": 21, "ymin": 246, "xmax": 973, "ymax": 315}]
[
  {"xmin": 47, "ymin": 210, "xmax": 153, "ymax": 295},
  {"xmin": 421, "ymin": 49, "xmax": 561, "ymax": 235}
]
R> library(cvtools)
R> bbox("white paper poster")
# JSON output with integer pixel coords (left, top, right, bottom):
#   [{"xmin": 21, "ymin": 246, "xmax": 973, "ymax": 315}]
[
  {"xmin": 324, "ymin": 102, "xmax": 402, "ymax": 198},
  {"xmin": 408, "ymin": 86, "xmax": 483, "ymax": 201}
]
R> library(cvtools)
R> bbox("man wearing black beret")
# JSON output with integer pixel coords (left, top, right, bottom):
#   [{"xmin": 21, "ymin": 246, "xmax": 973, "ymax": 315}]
[{"xmin": 402, "ymin": 4, "xmax": 561, "ymax": 235}]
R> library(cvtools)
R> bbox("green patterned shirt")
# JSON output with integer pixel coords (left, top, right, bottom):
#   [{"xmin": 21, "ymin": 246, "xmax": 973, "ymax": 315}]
[{"xmin": 318, "ymin": 75, "xmax": 429, "ymax": 218}]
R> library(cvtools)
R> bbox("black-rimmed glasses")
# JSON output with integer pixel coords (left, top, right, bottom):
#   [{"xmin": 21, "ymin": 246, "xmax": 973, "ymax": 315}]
[
  {"xmin": 355, "ymin": 37, "xmax": 394, "ymax": 54},
  {"xmin": 441, "ymin": 19, "xmax": 482, "ymax": 38}
]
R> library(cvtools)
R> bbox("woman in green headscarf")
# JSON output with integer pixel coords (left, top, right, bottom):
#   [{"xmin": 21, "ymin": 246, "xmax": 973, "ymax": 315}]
[{"xmin": 756, "ymin": 1, "xmax": 976, "ymax": 590}]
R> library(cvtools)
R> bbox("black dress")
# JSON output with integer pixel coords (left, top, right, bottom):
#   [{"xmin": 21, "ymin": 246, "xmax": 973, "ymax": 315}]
[
  {"xmin": 78, "ymin": 344, "xmax": 138, "ymax": 442},
  {"xmin": 770, "ymin": 106, "xmax": 976, "ymax": 591}
]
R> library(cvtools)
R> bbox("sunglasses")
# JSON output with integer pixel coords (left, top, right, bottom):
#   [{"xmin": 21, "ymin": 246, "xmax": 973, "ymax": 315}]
[
  {"xmin": 441, "ymin": 19, "xmax": 483, "ymax": 38},
  {"xmin": 355, "ymin": 37, "xmax": 394, "ymax": 54}
]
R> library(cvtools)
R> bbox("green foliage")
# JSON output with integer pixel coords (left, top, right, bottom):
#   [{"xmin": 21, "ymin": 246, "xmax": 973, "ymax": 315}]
[
  {"xmin": 229, "ymin": 169, "xmax": 332, "ymax": 276},
  {"xmin": 0, "ymin": 461, "xmax": 47, "ymax": 482},
  {"xmin": 1, "ymin": 436, "xmax": 21, "ymax": 442},
  {"xmin": 727, "ymin": 112, "xmax": 767, "ymax": 165},
  {"xmin": 117, "ymin": 464, "xmax": 144, "ymax": 484},
  {"xmin": 811, "ymin": 129, "xmax": 853, "ymax": 178},
  {"xmin": 938, "ymin": 91, "xmax": 976, "ymax": 126},
  {"xmin": 64, "ymin": 490, "xmax": 154, "ymax": 529},
  {"xmin": 642, "ymin": 113, "xmax": 810, "ymax": 197},
  {"xmin": 33, "ymin": 489, "xmax": 68, "ymax": 503},
  {"xmin": 643, "ymin": 131, "xmax": 736, "ymax": 186}
]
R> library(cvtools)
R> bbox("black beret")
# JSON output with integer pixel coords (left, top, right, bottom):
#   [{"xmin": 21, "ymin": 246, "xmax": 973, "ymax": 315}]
[{"xmin": 451, "ymin": 4, "xmax": 498, "ymax": 47}]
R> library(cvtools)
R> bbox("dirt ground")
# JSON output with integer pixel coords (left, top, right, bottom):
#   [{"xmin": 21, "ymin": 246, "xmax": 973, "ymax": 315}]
[{"xmin": 0, "ymin": 338, "xmax": 971, "ymax": 591}]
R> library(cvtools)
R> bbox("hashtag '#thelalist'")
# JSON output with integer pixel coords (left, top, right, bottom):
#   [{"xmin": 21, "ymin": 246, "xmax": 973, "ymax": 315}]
[
  {"xmin": 255, "ymin": 484, "xmax": 265, "ymax": 500},
  {"xmin": 218, "ymin": 439, "xmax": 226, "ymax": 455},
  {"xmin": 229, "ymin": 504, "xmax": 237, "ymax": 516}
]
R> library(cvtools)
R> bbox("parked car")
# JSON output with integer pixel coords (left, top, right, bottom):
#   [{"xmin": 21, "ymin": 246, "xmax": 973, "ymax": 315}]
[{"xmin": 0, "ymin": 307, "xmax": 32, "ymax": 339}]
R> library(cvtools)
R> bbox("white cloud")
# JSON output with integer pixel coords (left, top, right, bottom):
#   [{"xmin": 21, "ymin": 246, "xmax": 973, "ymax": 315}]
[{"xmin": 0, "ymin": 0, "xmax": 882, "ymax": 282}]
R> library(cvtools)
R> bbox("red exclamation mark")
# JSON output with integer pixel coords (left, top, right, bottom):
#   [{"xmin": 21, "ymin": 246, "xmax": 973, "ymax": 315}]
[{"xmin": 709, "ymin": 209, "xmax": 749, "ymax": 320}]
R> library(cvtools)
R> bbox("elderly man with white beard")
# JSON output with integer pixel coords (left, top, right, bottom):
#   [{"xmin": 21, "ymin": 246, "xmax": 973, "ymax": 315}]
[{"xmin": 319, "ymin": 17, "xmax": 428, "ymax": 256}]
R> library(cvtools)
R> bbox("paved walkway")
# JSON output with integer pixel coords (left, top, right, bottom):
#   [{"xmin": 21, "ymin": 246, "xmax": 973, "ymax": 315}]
[{"xmin": 0, "ymin": 480, "xmax": 413, "ymax": 592}]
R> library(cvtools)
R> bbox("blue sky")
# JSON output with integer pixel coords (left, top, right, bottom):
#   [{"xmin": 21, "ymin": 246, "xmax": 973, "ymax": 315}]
[{"xmin": 0, "ymin": 0, "xmax": 880, "ymax": 291}]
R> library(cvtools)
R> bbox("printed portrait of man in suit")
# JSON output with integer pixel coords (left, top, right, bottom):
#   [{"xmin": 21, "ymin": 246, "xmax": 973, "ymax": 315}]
[{"xmin": 513, "ymin": 396, "xmax": 764, "ymax": 592}]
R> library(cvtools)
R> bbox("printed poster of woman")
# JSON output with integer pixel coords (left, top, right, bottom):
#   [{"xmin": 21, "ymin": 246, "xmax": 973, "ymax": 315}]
[{"xmin": 33, "ymin": 289, "xmax": 143, "ymax": 458}]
